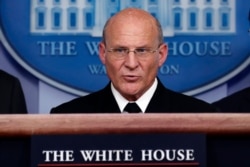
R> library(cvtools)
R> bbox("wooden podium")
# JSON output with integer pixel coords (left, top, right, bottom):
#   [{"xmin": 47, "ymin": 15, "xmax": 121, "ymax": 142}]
[{"xmin": 1, "ymin": 113, "xmax": 250, "ymax": 167}]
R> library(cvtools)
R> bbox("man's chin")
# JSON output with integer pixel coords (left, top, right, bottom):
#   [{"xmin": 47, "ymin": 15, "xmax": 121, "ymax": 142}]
[{"xmin": 120, "ymin": 85, "xmax": 142, "ymax": 99}]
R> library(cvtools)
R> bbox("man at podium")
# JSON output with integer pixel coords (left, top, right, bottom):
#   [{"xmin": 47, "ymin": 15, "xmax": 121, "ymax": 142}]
[{"xmin": 51, "ymin": 8, "xmax": 216, "ymax": 114}]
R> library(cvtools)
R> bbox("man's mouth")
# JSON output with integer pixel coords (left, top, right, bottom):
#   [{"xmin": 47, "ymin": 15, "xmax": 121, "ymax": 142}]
[{"xmin": 123, "ymin": 75, "xmax": 140, "ymax": 82}]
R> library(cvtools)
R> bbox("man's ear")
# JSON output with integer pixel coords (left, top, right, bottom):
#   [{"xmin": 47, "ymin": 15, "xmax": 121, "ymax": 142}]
[
  {"xmin": 158, "ymin": 43, "xmax": 168, "ymax": 67},
  {"xmin": 99, "ymin": 42, "xmax": 106, "ymax": 64}
]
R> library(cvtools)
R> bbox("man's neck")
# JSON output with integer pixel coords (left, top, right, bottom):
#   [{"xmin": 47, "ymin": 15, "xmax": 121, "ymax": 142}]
[{"xmin": 111, "ymin": 78, "xmax": 158, "ymax": 113}]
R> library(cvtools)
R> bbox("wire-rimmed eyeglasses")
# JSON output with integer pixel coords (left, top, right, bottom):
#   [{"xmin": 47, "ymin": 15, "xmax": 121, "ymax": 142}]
[{"xmin": 106, "ymin": 47, "xmax": 160, "ymax": 59}]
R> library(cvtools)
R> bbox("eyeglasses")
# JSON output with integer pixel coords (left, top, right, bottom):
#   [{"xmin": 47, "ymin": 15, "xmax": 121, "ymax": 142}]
[{"xmin": 106, "ymin": 47, "xmax": 159, "ymax": 59}]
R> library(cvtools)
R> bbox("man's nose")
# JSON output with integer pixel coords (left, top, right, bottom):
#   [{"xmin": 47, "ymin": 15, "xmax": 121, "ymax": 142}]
[{"xmin": 124, "ymin": 51, "xmax": 139, "ymax": 68}]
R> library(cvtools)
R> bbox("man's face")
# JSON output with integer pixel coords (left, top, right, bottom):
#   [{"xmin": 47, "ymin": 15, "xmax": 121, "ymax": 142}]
[{"xmin": 99, "ymin": 14, "xmax": 167, "ymax": 101}]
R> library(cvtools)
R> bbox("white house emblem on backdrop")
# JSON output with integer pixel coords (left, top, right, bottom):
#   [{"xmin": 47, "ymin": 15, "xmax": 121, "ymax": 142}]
[{"xmin": 30, "ymin": 0, "xmax": 235, "ymax": 36}]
